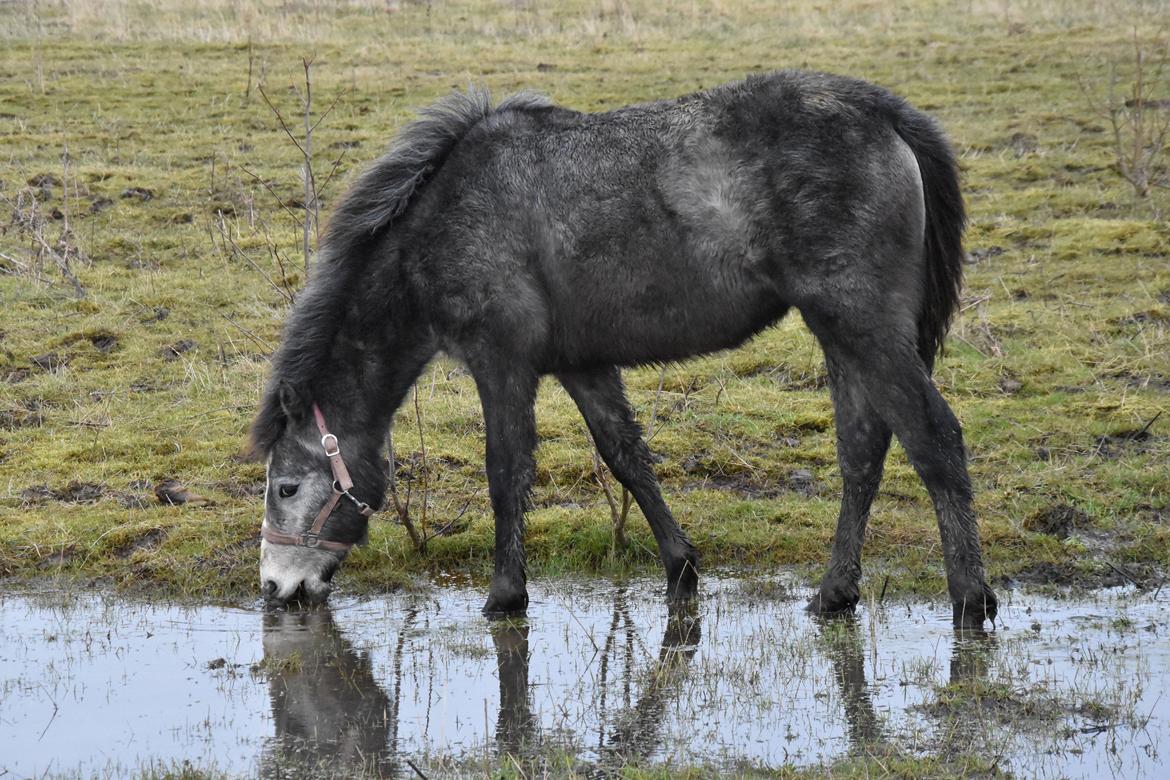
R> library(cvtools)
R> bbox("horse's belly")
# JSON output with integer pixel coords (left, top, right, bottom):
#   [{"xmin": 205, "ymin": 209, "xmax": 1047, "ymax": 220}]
[{"xmin": 551, "ymin": 281, "xmax": 784, "ymax": 368}]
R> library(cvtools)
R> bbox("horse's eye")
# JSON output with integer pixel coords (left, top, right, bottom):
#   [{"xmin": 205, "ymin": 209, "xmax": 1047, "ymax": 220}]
[{"xmin": 278, "ymin": 484, "xmax": 299, "ymax": 498}]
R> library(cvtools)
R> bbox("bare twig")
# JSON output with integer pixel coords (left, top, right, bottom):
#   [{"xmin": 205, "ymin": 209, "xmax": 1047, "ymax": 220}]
[
  {"xmin": 316, "ymin": 147, "xmax": 349, "ymax": 201},
  {"xmin": 219, "ymin": 313, "xmax": 274, "ymax": 354},
  {"xmin": 591, "ymin": 436, "xmax": 630, "ymax": 552},
  {"xmin": 245, "ymin": 37, "xmax": 255, "ymax": 101},
  {"xmin": 387, "ymin": 428, "xmax": 424, "ymax": 552},
  {"xmin": 1, "ymin": 184, "xmax": 86, "ymax": 297},
  {"xmin": 644, "ymin": 367, "xmax": 668, "ymax": 443},
  {"xmin": 238, "ymin": 164, "xmax": 305, "ymax": 226},
  {"xmin": 1131, "ymin": 410, "xmax": 1163, "ymax": 440},
  {"xmin": 1079, "ymin": 30, "xmax": 1170, "ymax": 200},
  {"xmin": 212, "ymin": 210, "xmax": 295, "ymax": 304},
  {"xmin": 301, "ymin": 56, "xmax": 316, "ymax": 277},
  {"xmin": 1106, "ymin": 561, "xmax": 1144, "ymax": 590},
  {"xmin": 386, "ymin": 386, "xmax": 432, "ymax": 555},
  {"xmin": 413, "ymin": 385, "xmax": 430, "ymax": 537}
]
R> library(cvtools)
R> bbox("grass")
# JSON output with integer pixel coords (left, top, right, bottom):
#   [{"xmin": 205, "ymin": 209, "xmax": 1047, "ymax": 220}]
[{"xmin": 1, "ymin": 0, "xmax": 1168, "ymax": 610}]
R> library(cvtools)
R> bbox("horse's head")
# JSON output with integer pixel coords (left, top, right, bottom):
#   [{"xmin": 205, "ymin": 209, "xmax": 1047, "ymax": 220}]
[{"xmin": 250, "ymin": 381, "xmax": 386, "ymax": 607}]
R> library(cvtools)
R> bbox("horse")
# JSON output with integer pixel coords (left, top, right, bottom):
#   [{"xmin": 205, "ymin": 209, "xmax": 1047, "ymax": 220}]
[{"xmin": 248, "ymin": 70, "xmax": 998, "ymax": 629}]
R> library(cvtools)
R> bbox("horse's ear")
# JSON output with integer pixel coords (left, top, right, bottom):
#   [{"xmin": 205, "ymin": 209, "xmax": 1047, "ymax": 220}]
[
  {"xmin": 277, "ymin": 380, "xmax": 310, "ymax": 423},
  {"xmin": 246, "ymin": 379, "xmax": 309, "ymax": 461}
]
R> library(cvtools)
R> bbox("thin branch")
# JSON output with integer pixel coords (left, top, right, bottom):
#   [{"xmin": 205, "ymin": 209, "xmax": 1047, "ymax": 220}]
[
  {"xmin": 239, "ymin": 165, "xmax": 305, "ymax": 226},
  {"xmin": 316, "ymin": 147, "xmax": 349, "ymax": 200},
  {"xmin": 257, "ymin": 83, "xmax": 310, "ymax": 161},
  {"xmin": 219, "ymin": 313, "xmax": 274, "ymax": 354},
  {"xmin": 212, "ymin": 210, "xmax": 295, "ymax": 304}
]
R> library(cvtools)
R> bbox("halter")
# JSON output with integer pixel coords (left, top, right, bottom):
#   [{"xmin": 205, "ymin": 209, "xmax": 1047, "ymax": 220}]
[{"xmin": 260, "ymin": 403, "xmax": 374, "ymax": 554}]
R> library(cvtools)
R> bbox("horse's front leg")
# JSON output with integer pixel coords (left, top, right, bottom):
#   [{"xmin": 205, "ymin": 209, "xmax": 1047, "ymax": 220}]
[
  {"xmin": 473, "ymin": 365, "xmax": 539, "ymax": 616},
  {"xmin": 558, "ymin": 367, "xmax": 700, "ymax": 602}
]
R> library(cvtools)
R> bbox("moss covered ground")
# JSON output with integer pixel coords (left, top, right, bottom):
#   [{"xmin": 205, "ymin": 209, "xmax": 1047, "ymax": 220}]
[{"xmin": 1, "ymin": 0, "xmax": 1168, "ymax": 606}]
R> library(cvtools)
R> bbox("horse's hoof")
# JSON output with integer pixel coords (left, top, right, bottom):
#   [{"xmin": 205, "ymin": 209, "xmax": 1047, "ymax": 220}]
[
  {"xmin": 483, "ymin": 577, "xmax": 528, "ymax": 617},
  {"xmin": 665, "ymin": 550, "xmax": 700, "ymax": 602},
  {"xmin": 951, "ymin": 583, "xmax": 998, "ymax": 629},
  {"xmin": 805, "ymin": 594, "xmax": 857, "ymax": 617},
  {"xmin": 806, "ymin": 579, "xmax": 860, "ymax": 616}
]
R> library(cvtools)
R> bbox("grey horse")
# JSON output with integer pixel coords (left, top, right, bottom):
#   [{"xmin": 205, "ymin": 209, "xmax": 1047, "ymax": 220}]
[{"xmin": 249, "ymin": 70, "xmax": 998, "ymax": 629}]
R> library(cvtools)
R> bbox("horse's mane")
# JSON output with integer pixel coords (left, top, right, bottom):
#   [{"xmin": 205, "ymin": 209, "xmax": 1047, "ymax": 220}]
[{"xmin": 249, "ymin": 88, "xmax": 552, "ymax": 457}]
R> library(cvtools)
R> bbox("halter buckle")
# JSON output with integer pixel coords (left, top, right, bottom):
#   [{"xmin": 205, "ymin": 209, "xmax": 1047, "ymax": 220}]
[
  {"xmin": 300, "ymin": 532, "xmax": 321, "ymax": 548},
  {"xmin": 321, "ymin": 433, "xmax": 340, "ymax": 457}
]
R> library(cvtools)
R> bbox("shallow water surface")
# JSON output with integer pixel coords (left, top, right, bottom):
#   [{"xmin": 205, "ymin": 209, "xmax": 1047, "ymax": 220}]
[{"xmin": 1, "ymin": 576, "xmax": 1168, "ymax": 777}]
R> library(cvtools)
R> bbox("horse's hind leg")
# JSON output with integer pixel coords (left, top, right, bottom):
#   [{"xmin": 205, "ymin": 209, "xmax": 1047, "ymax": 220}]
[
  {"xmin": 805, "ymin": 315, "xmax": 997, "ymax": 629},
  {"xmin": 807, "ymin": 354, "xmax": 892, "ymax": 616},
  {"xmin": 470, "ymin": 362, "xmax": 539, "ymax": 616},
  {"xmin": 558, "ymin": 367, "xmax": 700, "ymax": 601}
]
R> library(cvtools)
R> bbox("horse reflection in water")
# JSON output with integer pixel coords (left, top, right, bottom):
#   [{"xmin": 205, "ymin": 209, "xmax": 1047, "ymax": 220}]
[
  {"xmin": 260, "ymin": 596, "xmax": 993, "ymax": 772},
  {"xmin": 598, "ymin": 593, "xmax": 703, "ymax": 766},
  {"xmin": 815, "ymin": 616, "xmax": 886, "ymax": 748},
  {"xmin": 490, "ymin": 587, "xmax": 703, "ymax": 771},
  {"xmin": 815, "ymin": 615, "xmax": 998, "ymax": 756},
  {"xmin": 261, "ymin": 608, "xmax": 397, "ymax": 778},
  {"xmin": 259, "ymin": 595, "xmax": 700, "ymax": 776}
]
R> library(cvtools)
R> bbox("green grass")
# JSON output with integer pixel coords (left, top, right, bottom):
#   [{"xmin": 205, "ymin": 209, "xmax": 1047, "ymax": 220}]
[{"xmin": 1, "ymin": 0, "xmax": 1168, "ymax": 607}]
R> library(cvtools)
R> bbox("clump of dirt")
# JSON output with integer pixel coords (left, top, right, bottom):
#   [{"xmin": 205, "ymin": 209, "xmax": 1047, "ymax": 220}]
[
  {"xmin": 114, "ymin": 492, "xmax": 150, "ymax": 509},
  {"xmin": 1024, "ymin": 504, "xmax": 1088, "ymax": 539},
  {"xmin": 36, "ymin": 545, "xmax": 76, "ymax": 569},
  {"xmin": 141, "ymin": 306, "xmax": 169, "ymax": 323},
  {"xmin": 30, "ymin": 352, "xmax": 67, "ymax": 372},
  {"xmin": 154, "ymin": 478, "xmax": 214, "ymax": 507},
  {"xmin": 1092, "ymin": 424, "xmax": 1158, "ymax": 458},
  {"xmin": 27, "ymin": 173, "xmax": 60, "ymax": 198},
  {"xmin": 998, "ymin": 372, "xmax": 1023, "ymax": 395},
  {"xmin": 160, "ymin": 339, "xmax": 197, "ymax": 360},
  {"xmin": 216, "ymin": 480, "xmax": 266, "ymax": 498},
  {"xmin": 678, "ymin": 458, "xmax": 823, "ymax": 499},
  {"xmin": 120, "ymin": 186, "xmax": 154, "ymax": 201},
  {"xmin": 1009, "ymin": 562, "xmax": 1090, "ymax": 587},
  {"xmin": 1006, "ymin": 131, "xmax": 1039, "ymax": 156},
  {"xmin": 114, "ymin": 528, "xmax": 168, "ymax": 558},
  {"xmin": 786, "ymin": 468, "xmax": 822, "ymax": 497},
  {"xmin": 0, "ymin": 402, "xmax": 44, "ymax": 430},
  {"xmin": 967, "ymin": 246, "xmax": 1006, "ymax": 264},
  {"xmin": 89, "ymin": 333, "xmax": 118, "ymax": 353},
  {"xmin": 21, "ymin": 481, "xmax": 106, "ymax": 505}
]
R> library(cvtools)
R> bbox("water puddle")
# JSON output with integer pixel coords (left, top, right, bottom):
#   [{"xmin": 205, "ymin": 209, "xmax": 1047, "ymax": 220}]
[{"xmin": 1, "ymin": 575, "xmax": 1168, "ymax": 777}]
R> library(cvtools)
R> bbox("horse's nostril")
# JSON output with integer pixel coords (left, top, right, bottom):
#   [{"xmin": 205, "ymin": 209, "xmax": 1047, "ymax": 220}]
[{"xmin": 262, "ymin": 579, "xmax": 278, "ymax": 598}]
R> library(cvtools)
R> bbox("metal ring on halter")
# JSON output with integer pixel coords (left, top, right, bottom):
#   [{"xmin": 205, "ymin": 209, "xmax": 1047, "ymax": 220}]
[{"xmin": 321, "ymin": 433, "xmax": 340, "ymax": 457}]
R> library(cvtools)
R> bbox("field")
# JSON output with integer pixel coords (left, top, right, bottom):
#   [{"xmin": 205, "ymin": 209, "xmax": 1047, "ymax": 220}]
[
  {"xmin": 1, "ymin": 1, "xmax": 1169, "ymax": 773},
  {"xmin": 2, "ymin": 0, "xmax": 1167, "ymax": 601}
]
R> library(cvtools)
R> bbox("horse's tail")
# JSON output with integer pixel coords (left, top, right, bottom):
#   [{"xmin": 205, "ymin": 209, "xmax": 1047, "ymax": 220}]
[
  {"xmin": 321, "ymin": 87, "xmax": 551, "ymax": 264},
  {"xmin": 891, "ymin": 109, "xmax": 966, "ymax": 372}
]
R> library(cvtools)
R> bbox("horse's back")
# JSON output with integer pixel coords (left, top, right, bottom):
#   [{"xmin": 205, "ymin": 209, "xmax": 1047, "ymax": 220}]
[{"xmin": 405, "ymin": 71, "xmax": 929, "ymax": 370}]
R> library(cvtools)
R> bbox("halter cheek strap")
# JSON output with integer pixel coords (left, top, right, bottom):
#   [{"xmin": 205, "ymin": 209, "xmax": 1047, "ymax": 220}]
[{"xmin": 260, "ymin": 403, "xmax": 374, "ymax": 553}]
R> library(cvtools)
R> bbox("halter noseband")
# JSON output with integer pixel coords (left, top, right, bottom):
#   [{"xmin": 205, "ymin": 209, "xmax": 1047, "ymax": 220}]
[{"xmin": 260, "ymin": 403, "xmax": 374, "ymax": 554}]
